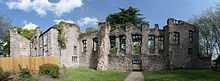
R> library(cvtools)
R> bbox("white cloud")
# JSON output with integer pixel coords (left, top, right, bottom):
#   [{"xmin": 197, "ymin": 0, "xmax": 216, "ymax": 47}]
[
  {"xmin": 22, "ymin": 22, "xmax": 38, "ymax": 30},
  {"xmin": 6, "ymin": 0, "xmax": 83, "ymax": 16},
  {"xmin": 77, "ymin": 17, "xmax": 98, "ymax": 26},
  {"xmin": 53, "ymin": 19, "xmax": 75, "ymax": 24}
]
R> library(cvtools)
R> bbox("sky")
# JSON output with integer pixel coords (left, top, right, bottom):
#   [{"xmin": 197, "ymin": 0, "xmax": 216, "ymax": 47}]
[{"xmin": 0, "ymin": 0, "xmax": 219, "ymax": 32}]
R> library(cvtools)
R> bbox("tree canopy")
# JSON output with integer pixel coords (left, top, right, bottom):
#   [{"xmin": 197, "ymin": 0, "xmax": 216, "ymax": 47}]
[
  {"xmin": 106, "ymin": 6, "xmax": 146, "ymax": 31},
  {"xmin": 191, "ymin": 6, "xmax": 220, "ymax": 67}
]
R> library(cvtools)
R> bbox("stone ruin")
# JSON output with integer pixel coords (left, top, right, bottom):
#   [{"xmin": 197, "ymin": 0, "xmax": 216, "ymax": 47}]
[{"xmin": 9, "ymin": 18, "xmax": 211, "ymax": 71}]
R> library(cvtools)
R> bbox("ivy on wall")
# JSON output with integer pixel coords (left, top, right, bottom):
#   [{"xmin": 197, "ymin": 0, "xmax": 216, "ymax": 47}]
[
  {"xmin": 57, "ymin": 22, "xmax": 66, "ymax": 49},
  {"xmin": 17, "ymin": 28, "xmax": 36, "ymax": 40}
]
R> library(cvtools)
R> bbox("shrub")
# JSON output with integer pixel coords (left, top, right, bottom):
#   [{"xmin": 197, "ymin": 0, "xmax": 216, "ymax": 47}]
[
  {"xmin": 39, "ymin": 64, "xmax": 59, "ymax": 78},
  {"xmin": 18, "ymin": 65, "xmax": 32, "ymax": 81},
  {"xmin": 0, "ymin": 67, "xmax": 11, "ymax": 81}
]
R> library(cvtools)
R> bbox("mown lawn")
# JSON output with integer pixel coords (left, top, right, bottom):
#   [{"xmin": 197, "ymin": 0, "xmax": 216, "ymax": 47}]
[
  {"xmin": 63, "ymin": 68, "xmax": 128, "ymax": 81},
  {"xmin": 144, "ymin": 70, "xmax": 220, "ymax": 81}
]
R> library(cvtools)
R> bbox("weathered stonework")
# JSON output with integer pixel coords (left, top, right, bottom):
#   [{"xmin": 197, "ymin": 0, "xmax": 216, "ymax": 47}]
[
  {"xmin": 96, "ymin": 22, "xmax": 111, "ymax": 71},
  {"xmin": 9, "ymin": 18, "xmax": 211, "ymax": 71},
  {"xmin": 10, "ymin": 28, "xmax": 31, "ymax": 57}
]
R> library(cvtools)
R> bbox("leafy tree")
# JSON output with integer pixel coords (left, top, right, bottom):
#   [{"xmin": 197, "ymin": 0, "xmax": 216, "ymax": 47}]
[
  {"xmin": 106, "ymin": 6, "xmax": 146, "ymax": 31},
  {"xmin": 191, "ymin": 6, "xmax": 220, "ymax": 65},
  {"xmin": 85, "ymin": 27, "xmax": 98, "ymax": 33}
]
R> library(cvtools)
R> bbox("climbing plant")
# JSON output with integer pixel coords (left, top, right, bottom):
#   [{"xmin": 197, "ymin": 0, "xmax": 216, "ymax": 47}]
[{"xmin": 57, "ymin": 22, "xmax": 66, "ymax": 49}]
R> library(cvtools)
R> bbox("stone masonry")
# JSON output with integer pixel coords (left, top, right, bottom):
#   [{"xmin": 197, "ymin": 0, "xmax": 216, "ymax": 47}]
[{"xmin": 9, "ymin": 18, "xmax": 211, "ymax": 71}]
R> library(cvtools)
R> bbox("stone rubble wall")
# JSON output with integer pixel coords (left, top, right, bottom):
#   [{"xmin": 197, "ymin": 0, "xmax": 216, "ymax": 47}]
[{"xmin": 9, "ymin": 28, "xmax": 31, "ymax": 57}]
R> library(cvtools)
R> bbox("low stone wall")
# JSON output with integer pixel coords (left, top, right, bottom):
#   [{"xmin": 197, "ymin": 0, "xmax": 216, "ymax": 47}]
[
  {"xmin": 142, "ymin": 55, "xmax": 166, "ymax": 71},
  {"xmin": 108, "ymin": 55, "xmax": 132, "ymax": 71}
]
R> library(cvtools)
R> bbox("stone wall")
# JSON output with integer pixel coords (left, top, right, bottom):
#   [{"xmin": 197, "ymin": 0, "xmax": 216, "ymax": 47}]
[
  {"xmin": 9, "ymin": 18, "xmax": 210, "ymax": 71},
  {"xmin": 9, "ymin": 28, "xmax": 31, "ymax": 57},
  {"xmin": 60, "ymin": 23, "xmax": 80, "ymax": 68},
  {"xmin": 78, "ymin": 32, "xmax": 98, "ymax": 68},
  {"xmin": 164, "ymin": 18, "xmax": 210, "ymax": 69}
]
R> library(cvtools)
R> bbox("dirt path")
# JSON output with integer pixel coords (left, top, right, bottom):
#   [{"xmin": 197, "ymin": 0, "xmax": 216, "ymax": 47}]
[{"xmin": 124, "ymin": 72, "xmax": 144, "ymax": 81}]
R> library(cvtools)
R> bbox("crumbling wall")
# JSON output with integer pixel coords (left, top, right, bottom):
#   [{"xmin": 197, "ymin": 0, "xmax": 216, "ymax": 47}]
[
  {"xmin": 78, "ymin": 32, "xmax": 98, "ymax": 68},
  {"xmin": 9, "ymin": 28, "xmax": 31, "ymax": 57},
  {"xmin": 60, "ymin": 23, "xmax": 80, "ymax": 68},
  {"xmin": 97, "ymin": 22, "xmax": 110, "ymax": 71}
]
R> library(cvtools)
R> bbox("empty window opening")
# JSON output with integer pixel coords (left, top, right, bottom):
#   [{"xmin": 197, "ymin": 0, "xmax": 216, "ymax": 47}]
[
  {"xmin": 93, "ymin": 37, "xmax": 98, "ymax": 51},
  {"xmin": 132, "ymin": 34, "xmax": 142, "ymax": 42},
  {"xmin": 119, "ymin": 35, "xmax": 126, "ymax": 53},
  {"xmin": 72, "ymin": 56, "xmax": 78, "ymax": 63},
  {"xmin": 132, "ymin": 34, "xmax": 142, "ymax": 55},
  {"xmin": 148, "ymin": 35, "xmax": 155, "ymax": 53},
  {"xmin": 110, "ymin": 36, "xmax": 116, "ymax": 48},
  {"xmin": 82, "ymin": 40, "xmax": 87, "ymax": 52},
  {"xmin": 189, "ymin": 30, "xmax": 193, "ymax": 43},
  {"xmin": 188, "ymin": 48, "xmax": 192, "ymax": 56},
  {"xmin": 173, "ymin": 32, "xmax": 180, "ymax": 45},
  {"xmin": 158, "ymin": 36, "xmax": 164, "ymax": 52}
]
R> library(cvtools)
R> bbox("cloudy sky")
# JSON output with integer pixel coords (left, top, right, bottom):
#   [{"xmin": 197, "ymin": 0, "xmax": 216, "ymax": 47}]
[{"xmin": 0, "ymin": 0, "xmax": 219, "ymax": 32}]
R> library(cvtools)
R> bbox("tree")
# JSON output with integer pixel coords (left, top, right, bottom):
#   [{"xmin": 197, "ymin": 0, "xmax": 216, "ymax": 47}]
[
  {"xmin": 191, "ymin": 7, "xmax": 220, "ymax": 64},
  {"xmin": 0, "ymin": 16, "xmax": 11, "ymax": 56},
  {"xmin": 106, "ymin": 6, "xmax": 146, "ymax": 31},
  {"xmin": 85, "ymin": 27, "xmax": 97, "ymax": 33}
]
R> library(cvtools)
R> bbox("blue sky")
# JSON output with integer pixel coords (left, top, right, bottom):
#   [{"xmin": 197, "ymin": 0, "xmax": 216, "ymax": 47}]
[{"xmin": 0, "ymin": 0, "xmax": 219, "ymax": 32}]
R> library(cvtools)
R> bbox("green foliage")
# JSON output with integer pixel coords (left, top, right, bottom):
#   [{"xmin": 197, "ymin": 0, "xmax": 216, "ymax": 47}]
[
  {"xmin": 132, "ymin": 43, "xmax": 141, "ymax": 55},
  {"xmin": 0, "ymin": 67, "xmax": 11, "ymax": 81},
  {"xmin": 110, "ymin": 47, "xmax": 118, "ymax": 55},
  {"xmin": 64, "ymin": 68, "xmax": 128, "ymax": 81},
  {"xmin": 1, "ymin": 33, "xmax": 10, "ymax": 57},
  {"xmin": 107, "ymin": 6, "xmax": 146, "ymax": 31},
  {"xmin": 85, "ymin": 27, "xmax": 98, "ymax": 33},
  {"xmin": 18, "ymin": 66, "xmax": 33, "ymax": 81},
  {"xmin": 39, "ymin": 64, "xmax": 59, "ymax": 78},
  {"xmin": 17, "ymin": 28, "xmax": 36, "ymax": 40},
  {"xmin": 57, "ymin": 22, "xmax": 66, "ymax": 49},
  {"xmin": 191, "ymin": 8, "xmax": 220, "ymax": 59},
  {"xmin": 144, "ymin": 70, "xmax": 220, "ymax": 81}
]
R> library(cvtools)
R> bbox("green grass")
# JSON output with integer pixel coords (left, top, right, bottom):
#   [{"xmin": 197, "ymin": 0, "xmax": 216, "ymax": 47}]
[
  {"xmin": 144, "ymin": 70, "xmax": 220, "ymax": 81},
  {"xmin": 63, "ymin": 68, "xmax": 128, "ymax": 81}
]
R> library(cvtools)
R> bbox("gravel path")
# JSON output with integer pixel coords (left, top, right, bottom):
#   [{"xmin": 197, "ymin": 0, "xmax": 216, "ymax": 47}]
[{"xmin": 124, "ymin": 72, "xmax": 144, "ymax": 81}]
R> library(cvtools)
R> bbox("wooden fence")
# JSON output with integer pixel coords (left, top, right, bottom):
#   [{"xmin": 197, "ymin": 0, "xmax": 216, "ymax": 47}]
[{"xmin": 0, "ymin": 56, "xmax": 59, "ymax": 73}]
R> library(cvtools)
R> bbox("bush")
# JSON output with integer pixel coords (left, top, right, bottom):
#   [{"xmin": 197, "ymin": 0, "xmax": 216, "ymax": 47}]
[
  {"xmin": 0, "ymin": 67, "xmax": 11, "ymax": 81},
  {"xmin": 39, "ymin": 64, "xmax": 59, "ymax": 78},
  {"xmin": 18, "ymin": 66, "xmax": 33, "ymax": 81}
]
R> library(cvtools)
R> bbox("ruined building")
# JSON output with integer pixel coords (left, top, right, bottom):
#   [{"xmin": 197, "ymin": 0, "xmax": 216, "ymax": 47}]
[{"xmin": 9, "ymin": 18, "xmax": 211, "ymax": 71}]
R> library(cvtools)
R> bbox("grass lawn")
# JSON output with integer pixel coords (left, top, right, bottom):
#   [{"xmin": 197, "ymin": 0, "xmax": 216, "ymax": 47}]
[
  {"xmin": 63, "ymin": 68, "xmax": 128, "ymax": 81},
  {"xmin": 144, "ymin": 70, "xmax": 220, "ymax": 81}
]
